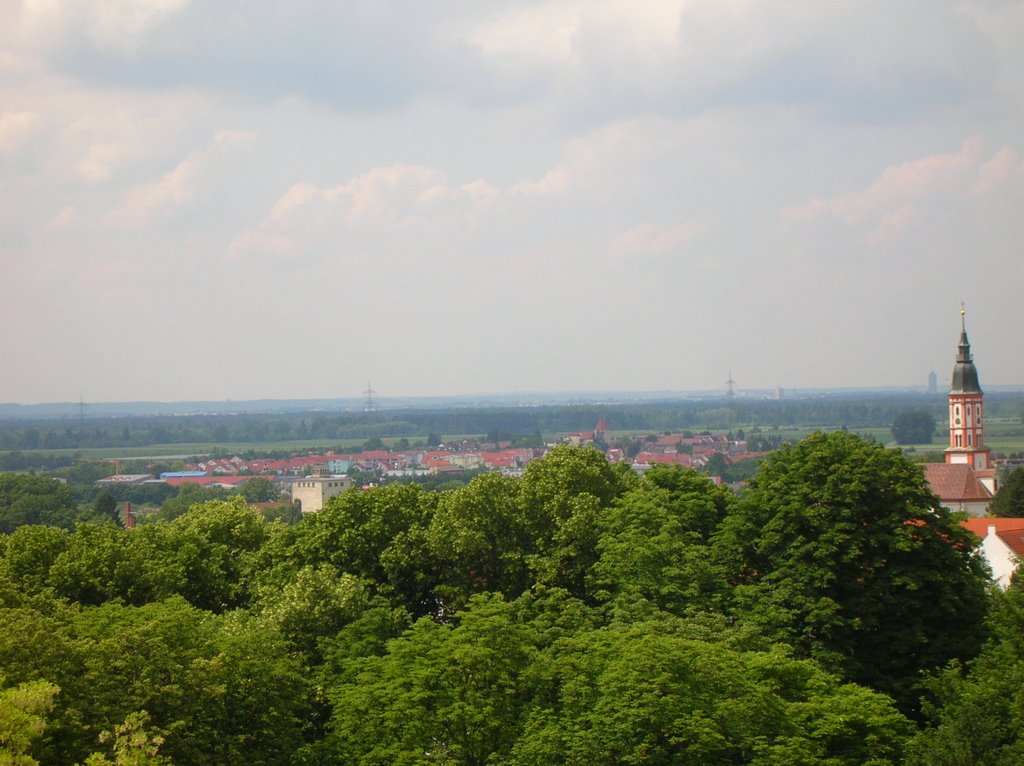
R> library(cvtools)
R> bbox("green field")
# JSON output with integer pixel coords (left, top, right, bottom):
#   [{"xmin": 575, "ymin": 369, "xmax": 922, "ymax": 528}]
[
  {"xmin": 9, "ymin": 419, "xmax": 1024, "ymax": 464},
  {"xmin": 15, "ymin": 438, "xmax": 376, "ymax": 461},
  {"xmin": 5, "ymin": 434, "xmax": 515, "ymax": 462}
]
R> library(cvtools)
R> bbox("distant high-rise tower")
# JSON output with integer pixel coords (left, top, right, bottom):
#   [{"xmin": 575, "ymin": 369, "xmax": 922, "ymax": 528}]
[
  {"xmin": 945, "ymin": 305, "xmax": 990, "ymax": 472},
  {"xmin": 928, "ymin": 370, "xmax": 937, "ymax": 394}
]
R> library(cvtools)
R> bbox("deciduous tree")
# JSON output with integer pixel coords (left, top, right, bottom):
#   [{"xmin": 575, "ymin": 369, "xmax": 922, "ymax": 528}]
[
  {"xmin": 717, "ymin": 431, "xmax": 989, "ymax": 711},
  {"xmin": 990, "ymin": 467, "xmax": 1024, "ymax": 518}
]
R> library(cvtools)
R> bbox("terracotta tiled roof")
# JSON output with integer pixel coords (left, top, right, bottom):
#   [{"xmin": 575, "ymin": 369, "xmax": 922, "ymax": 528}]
[
  {"xmin": 1000, "ymin": 530, "xmax": 1024, "ymax": 559},
  {"xmin": 164, "ymin": 475, "xmax": 253, "ymax": 487},
  {"xmin": 924, "ymin": 463, "xmax": 993, "ymax": 502},
  {"xmin": 960, "ymin": 518, "xmax": 1024, "ymax": 556},
  {"xmin": 634, "ymin": 452, "xmax": 693, "ymax": 467}
]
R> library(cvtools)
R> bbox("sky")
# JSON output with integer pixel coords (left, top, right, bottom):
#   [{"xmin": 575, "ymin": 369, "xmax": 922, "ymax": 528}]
[{"xmin": 2, "ymin": 0, "xmax": 1023, "ymax": 404}]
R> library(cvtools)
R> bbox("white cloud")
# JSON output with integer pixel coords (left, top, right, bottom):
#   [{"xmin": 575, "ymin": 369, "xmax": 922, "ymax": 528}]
[
  {"xmin": 1, "ymin": 1, "xmax": 1023, "ymax": 402},
  {"xmin": 104, "ymin": 128, "xmax": 257, "ymax": 227},
  {"xmin": 0, "ymin": 111, "xmax": 39, "ymax": 154},
  {"xmin": 609, "ymin": 220, "xmax": 707, "ymax": 261},
  {"xmin": 20, "ymin": 0, "xmax": 189, "ymax": 55},
  {"xmin": 778, "ymin": 139, "xmax": 1024, "ymax": 242}
]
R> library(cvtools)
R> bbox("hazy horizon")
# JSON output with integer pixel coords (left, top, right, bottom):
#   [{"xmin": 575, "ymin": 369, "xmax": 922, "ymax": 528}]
[{"xmin": 3, "ymin": 1, "xmax": 1022, "ymax": 404}]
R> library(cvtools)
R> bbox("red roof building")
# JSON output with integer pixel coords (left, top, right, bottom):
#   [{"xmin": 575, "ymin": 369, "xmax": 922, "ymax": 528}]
[
  {"xmin": 960, "ymin": 518, "xmax": 1024, "ymax": 588},
  {"xmin": 924, "ymin": 463, "xmax": 994, "ymax": 516}
]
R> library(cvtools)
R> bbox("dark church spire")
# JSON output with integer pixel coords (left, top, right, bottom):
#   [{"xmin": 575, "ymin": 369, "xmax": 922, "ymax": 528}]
[{"xmin": 951, "ymin": 303, "xmax": 981, "ymax": 394}]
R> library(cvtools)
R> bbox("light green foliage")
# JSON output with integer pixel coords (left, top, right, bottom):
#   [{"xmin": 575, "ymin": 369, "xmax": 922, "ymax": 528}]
[
  {"xmin": 517, "ymin": 446, "xmax": 632, "ymax": 597},
  {"xmin": 718, "ymin": 431, "xmax": 990, "ymax": 710},
  {"xmin": 269, "ymin": 483, "xmax": 438, "ymax": 615},
  {"xmin": 296, "ymin": 483, "xmax": 431, "ymax": 584},
  {"xmin": 324, "ymin": 593, "xmax": 911, "ymax": 766},
  {"xmin": 428, "ymin": 473, "xmax": 532, "ymax": 606},
  {"xmin": 0, "ymin": 526, "xmax": 70, "ymax": 594},
  {"xmin": 514, "ymin": 620, "xmax": 910, "ymax": 766},
  {"xmin": 168, "ymin": 497, "xmax": 268, "ymax": 611},
  {"xmin": 46, "ymin": 523, "xmax": 184, "ymax": 606},
  {"xmin": 256, "ymin": 565, "xmax": 372, "ymax": 658},
  {"xmin": 0, "ymin": 437, "xmax": 1016, "ymax": 763},
  {"xmin": 80, "ymin": 712, "xmax": 171, "ymax": 766},
  {"xmin": 591, "ymin": 466, "xmax": 734, "ymax": 614},
  {"xmin": 518, "ymin": 445, "xmax": 625, "ymax": 532},
  {"xmin": 0, "ymin": 597, "xmax": 312, "ymax": 766},
  {"xmin": 326, "ymin": 593, "xmax": 537, "ymax": 766},
  {"xmin": 0, "ymin": 676, "xmax": 59, "ymax": 766}
]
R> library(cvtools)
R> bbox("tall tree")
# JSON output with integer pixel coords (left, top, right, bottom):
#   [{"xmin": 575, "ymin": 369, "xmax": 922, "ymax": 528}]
[
  {"xmin": 891, "ymin": 411, "xmax": 936, "ymax": 444},
  {"xmin": 0, "ymin": 475, "xmax": 80, "ymax": 533},
  {"xmin": 909, "ymin": 581, "xmax": 1024, "ymax": 765},
  {"xmin": 590, "ymin": 467, "xmax": 734, "ymax": 615},
  {"xmin": 717, "ymin": 431, "xmax": 990, "ymax": 711},
  {"xmin": 325, "ymin": 593, "xmax": 536, "ymax": 766},
  {"xmin": 989, "ymin": 467, "xmax": 1024, "ymax": 517}
]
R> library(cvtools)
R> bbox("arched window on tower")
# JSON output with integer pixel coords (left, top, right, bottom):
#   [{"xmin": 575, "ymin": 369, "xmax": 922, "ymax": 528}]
[
  {"xmin": 956, "ymin": 434, "xmax": 962, "ymax": 447},
  {"xmin": 968, "ymin": 433, "xmax": 972, "ymax": 446}
]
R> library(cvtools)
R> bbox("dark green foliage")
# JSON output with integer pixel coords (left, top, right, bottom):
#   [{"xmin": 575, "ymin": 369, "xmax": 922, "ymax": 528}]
[
  {"xmin": 239, "ymin": 476, "xmax": 278, "ymax": 503},
  {"xmin": 91, "ymin": 490, "xmax": 120, "ymax": 524},
  {"xmin": 0, "ymin": 474, "xmax": 80, "ymax": 532},
  {"xmin": 989, "ymin": 466, "xmax": 1024, "ymax": 517},
  {"xmin": 909, "ymin": 582, "xmax": 1024, "ymax": 765},
  {"xmin": 892, "ymin": 411, "xmax": 936, "ymax": 444},
  {"xmin": 718, "ymin": 431, "xmax": 990, "ymax": 711}
]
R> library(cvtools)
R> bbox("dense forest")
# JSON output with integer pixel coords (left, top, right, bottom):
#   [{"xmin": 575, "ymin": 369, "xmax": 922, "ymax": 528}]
[
  {"xmin": 1, "ymin": 434, "xmax": 1022, "ymax": 764},
  {"xmin": 3, "ymin": 393, "xmax": 1023, "ymax": 451}
]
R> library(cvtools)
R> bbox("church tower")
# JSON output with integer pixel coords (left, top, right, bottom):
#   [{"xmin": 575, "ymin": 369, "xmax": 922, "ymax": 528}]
[{"xmin": 945, "ymin": 305, "xmax": 991, "ymax": 473}]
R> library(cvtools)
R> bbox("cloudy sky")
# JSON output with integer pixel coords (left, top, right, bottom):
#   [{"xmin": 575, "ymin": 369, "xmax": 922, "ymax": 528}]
[{"xmin": 2, "ymin": 0, "xmax": 1022, "ymax": 404}]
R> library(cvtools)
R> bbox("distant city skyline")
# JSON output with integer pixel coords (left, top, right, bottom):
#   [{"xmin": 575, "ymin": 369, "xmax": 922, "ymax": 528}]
[{"xmin": 2, "ymin": 2, "xmax": 1022, "ymax": 404}]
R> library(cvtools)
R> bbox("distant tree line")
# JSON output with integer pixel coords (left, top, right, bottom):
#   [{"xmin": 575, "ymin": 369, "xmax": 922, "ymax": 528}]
[{"xmin": 4, "ymin": 393, "xmax": 1022, "ymax": 452}]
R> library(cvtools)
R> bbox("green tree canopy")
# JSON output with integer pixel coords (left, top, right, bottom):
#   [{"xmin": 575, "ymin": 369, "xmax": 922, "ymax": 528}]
[
  {"xmin": 590, "ymin": 466, "xmax": 734, "ymax": 615},
  {"xmin": 717, "ymin": 431, "xmax": 990, "ymax": 711},
  {"xmin": 514, "ymin": 619, "xmax": 911, "ymax": 766},
  {"xmin": 239, "ymin": 477, "xmax": 278, "ymax": 504},
  {"xmin": 326, "ymin": 593, "xmax": 536, "ymax": 766},
  {"xmin": 909, "ymin": 581, "xmax": 1024, "ymax": 765},
  {"xmin": 0, "ymin": 675, "xmax": 59, "ymax": 766},
  {"xmin": 0, "ymin": 474, "xmax": 80, "ymax": 533},
  {"xmin": 892, "ymin": 411, "xmax": 936, "ymax": 445},
  {"xmin": 989, "ymin": 467, "xmax": 1024, "ymax": 517}
]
